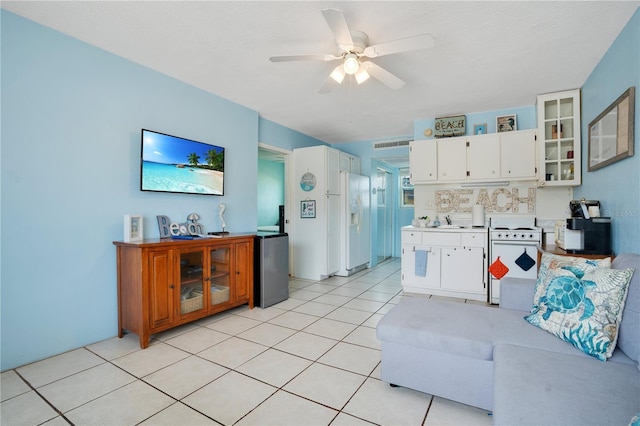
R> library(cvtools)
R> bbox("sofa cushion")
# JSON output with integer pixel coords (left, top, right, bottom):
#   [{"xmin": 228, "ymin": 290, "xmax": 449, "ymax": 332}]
[
  {"xmin": 493, "ymin": 343, "xmax": 640, "ymax": 426},
  {"xmin": 533, "ymin": 252, "xmax": 611, "ymax": 309},
  {"xmin": 525, "ymin": 264, "xmax": 634, "ymax": 361},
  {"xmin": 613, "ymin": 254, "xmax": 640, "ymax": 363},
  {"xmin": 376, "ymin": 298, "xmax": 596, "ymax": 362}
]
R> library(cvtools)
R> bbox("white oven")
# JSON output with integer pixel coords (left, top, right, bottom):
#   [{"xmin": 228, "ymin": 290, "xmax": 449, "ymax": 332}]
[{"xmin": 489, "ymin": 216, "xmax": 542, "ymax": 304}]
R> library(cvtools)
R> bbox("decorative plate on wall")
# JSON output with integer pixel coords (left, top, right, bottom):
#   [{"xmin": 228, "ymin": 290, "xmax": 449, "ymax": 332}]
[{"xmin": 300, "ymin": 172, "xmax": 317, "ymax": 191}]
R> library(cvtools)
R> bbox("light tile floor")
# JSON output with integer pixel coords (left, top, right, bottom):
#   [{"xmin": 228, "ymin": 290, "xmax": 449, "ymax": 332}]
[{"xmin": 1, "ymin": 258, "xmax": 493, "ymax": 426}]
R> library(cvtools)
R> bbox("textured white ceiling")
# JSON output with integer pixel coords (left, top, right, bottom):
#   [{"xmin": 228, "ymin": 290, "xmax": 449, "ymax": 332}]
[{"xmin": 3, "ymin": 1, "xmax": 639, "ymax": 144}]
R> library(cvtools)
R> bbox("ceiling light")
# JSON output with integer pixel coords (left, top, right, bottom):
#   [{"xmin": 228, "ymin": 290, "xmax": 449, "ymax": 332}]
[
  {"xmin": 343, "ymin": 53, "xmax": 359, "ymax": 75},
  {"xmin": 330, "ymin": 65, "xmax": 345, "ymax": 83},
  {"xmin": 355, "ymin": 68, "xmax": 370, "ymax": 84}
]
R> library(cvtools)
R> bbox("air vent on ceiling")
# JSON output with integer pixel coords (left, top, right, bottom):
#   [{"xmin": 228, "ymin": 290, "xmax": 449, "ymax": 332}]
[{"xmin": 373, "ymin": 140, "xmax": 411, "ymax": 150}]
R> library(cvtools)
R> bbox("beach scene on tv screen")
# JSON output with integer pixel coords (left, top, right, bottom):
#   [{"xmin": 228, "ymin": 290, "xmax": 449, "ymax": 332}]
[{"xmin": 142, "ymin": 131, "xmax": 224, "ymax": 195}]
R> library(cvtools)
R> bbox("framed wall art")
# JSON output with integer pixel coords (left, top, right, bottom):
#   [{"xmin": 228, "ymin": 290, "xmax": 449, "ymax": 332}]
[
  {"xmin": 434, "ymin": 115, "xmax": 466, "ymax": 137},
  {"xmin": 473, "ymin": 123, "xmax": 487, "ymax": 135},
  {"xmin": 124, "ymin": 214, "xmax": 143, "ymax": 242},
  {"xmin": 496, "ymin": 115, "xmax": 517, "ymax": 132},
  {"xmin": 301, "ymin": 200, "xmax": 316, "ymax": 218},
  {"xmin": 588, "ymin": 86, "xmax": 635, "ymax": 171}
]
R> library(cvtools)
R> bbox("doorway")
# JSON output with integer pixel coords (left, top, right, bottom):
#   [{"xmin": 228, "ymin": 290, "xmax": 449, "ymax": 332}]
[
  {"xmin": 257, "ymin": 143, "xmax": 292, "ymax": 269},
  {"xmin": 376, "ymin": 167, "xmax": 393, "ymax": 263}
]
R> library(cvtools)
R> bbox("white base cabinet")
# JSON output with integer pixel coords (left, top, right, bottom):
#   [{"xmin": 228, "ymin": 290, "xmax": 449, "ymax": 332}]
[{"xmin": 401, "ymin": 227, "xmax": 488, "ymax": 302}]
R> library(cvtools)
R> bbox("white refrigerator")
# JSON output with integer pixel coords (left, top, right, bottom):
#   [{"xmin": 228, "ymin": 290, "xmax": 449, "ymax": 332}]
[{"xmin": 337, "ymin": 172, "xmax": 371, "ymax": 276}]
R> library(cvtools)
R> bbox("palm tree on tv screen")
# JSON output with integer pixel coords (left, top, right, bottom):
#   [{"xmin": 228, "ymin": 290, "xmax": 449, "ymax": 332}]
[
  {"xmin": 187, "ymin": 153, "xmax": 200, "ymax": 166},
  {"xmin": 206, "ymin": 149, "xmax": 224, "ymax": 172}
]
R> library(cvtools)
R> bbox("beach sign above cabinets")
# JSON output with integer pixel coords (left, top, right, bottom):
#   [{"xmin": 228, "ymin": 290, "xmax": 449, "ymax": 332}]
[{"xmin": 434, "ymin": 115, "xmax": 466, "ymax": 137}]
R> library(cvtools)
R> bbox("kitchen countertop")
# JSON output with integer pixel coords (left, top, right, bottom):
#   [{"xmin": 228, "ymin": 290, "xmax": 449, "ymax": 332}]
[{"xmin": 402, "ymin": 225, "xmax": 488, "ymax": 233}]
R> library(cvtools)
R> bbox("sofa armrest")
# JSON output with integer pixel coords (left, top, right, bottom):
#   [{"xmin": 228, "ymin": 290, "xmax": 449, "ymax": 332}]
[{"xmin": 499, "ymin": 277, "xmax": 536, "ymax": 311}]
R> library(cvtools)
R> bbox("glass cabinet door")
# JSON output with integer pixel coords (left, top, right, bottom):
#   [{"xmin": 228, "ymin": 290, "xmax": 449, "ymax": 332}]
[
  {"xmin": 538, "ymin": 90, "xmax": 581, "ymax": 186},
  {"xmin": 178, "ymin": 250, "xmax": 205, "ymax": 315},
  {"xmin": 209, "ymin": 246, "xmax": 230, "ymax": 307}
]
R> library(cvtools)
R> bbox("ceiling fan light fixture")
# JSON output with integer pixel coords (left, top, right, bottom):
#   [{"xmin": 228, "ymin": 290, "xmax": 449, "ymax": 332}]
[
  {"xmin": 355, "ymin": 68, "xmax": 370, "ymax": 84},
  {"xmin": 330, "ymin": 65, "xmax": 346, "ymax": 83},
  {"xmin": 343, "ymin": 53, "xmax": 359, "ymax": 75}
]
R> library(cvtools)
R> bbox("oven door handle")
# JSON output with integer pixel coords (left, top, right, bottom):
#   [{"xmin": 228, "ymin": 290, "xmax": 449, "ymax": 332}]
[{"xmin": 491, "ymin": 241, "xmax": 540, "ymax": 247}]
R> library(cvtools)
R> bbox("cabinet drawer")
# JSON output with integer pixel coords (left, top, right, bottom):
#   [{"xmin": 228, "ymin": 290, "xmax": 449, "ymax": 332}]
[
  {"xmin": 402, "ymin": 231, "xmax": 423, "ymax": 245},
  {"xmin": 461, "ymin": 232, "xmax": 487, "ymax": 248},
  {"xmin": 422, "ymin": 232, "xmax": 461, "ymax": 246}
]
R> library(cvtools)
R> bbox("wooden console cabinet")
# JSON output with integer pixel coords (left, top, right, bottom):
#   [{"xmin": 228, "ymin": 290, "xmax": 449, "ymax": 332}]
[{"xmin": 114, "ymin": 234, "xmax": 254, "ymax": 348}]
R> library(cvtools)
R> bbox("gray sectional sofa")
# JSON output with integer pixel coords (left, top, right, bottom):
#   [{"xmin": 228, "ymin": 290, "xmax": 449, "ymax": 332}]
[{"xmin": 376, "ymin": 253, "xmax": 640, "ymax": 425}]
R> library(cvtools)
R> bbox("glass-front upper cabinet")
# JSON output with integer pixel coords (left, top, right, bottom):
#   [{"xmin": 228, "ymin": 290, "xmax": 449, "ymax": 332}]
[
  {"xmin": 537, "ymin": 89, "xmax": 581, "ymax": 186},
  {"xmin": 179, "ymin": 250, "xmax": 205, "ymax": 316},
  {"xmin": 209, "ymin": 246, "xmax": 231, "ymax": 307}
]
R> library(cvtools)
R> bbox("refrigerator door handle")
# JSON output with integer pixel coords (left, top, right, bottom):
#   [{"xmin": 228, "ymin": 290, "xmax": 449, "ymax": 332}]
[{"xmin": 356, "ymin": 195, "xmax": 362, "ymax": 234}]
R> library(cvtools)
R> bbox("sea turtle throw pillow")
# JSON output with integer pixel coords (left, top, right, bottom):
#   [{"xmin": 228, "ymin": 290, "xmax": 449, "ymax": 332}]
[
  {"xmin": 525, "ymin": 265, "xmax": 635, "ymax": 361},
  {"xmin": 532, "ymin": 252, "xmax": 611, "ymax": 308}
]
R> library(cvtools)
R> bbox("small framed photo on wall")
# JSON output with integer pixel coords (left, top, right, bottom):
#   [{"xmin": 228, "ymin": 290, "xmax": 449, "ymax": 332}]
[
  {"xmin": 301, "ymin": 200, "xmax": 316, "ymax": 218},
  {"xmin": 473, "ymin": 123, "xmax": 487, "ymax": 135},
  {"xmin": 496, "ymin": 114, "xmax": 517, "ymax": 132},
  {"xmin": 124, "ymin": 214, "xmax": 144, "ymax": 242}
]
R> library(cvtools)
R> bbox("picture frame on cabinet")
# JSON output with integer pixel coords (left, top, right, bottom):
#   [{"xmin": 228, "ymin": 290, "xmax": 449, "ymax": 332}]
[
  {"xmin": 473, "ymin": 123, "xmax": 487, "ymax": 135},
  {"xmin": 301, "ymin": 200, "xmax": 316, "ymax": 218},
  {"xmin": 496, "ymin": 115, "xmax": 517, "ymax": 132},
  {"xmin": 588, "ymin": 86, "xmax": 635, "ymax": 172},
  {"xmin": 124, "ymin": 214, "xmax": 143, "ymax": 242}
]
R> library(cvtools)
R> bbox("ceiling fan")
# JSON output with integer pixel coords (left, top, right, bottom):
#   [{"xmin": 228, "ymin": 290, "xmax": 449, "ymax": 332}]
[{"xmin": 269, "ymin": 9, "xmax": 435, "ymax": 93}]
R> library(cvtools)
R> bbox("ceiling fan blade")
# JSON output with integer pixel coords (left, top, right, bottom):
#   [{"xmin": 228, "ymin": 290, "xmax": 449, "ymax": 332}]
[
  {"xmin": 362, "ymin": 61, "xmax": 405, "ymax": 90},
  {"xmin": 362, "ymin": 34, "xmax": 435, "ymax": 58},
  {"xmin": 322, "ymin": 9, "xmax": 354, "ymax": 51},
  {"xmin": 318, "ymin": 76, "xmax": 339, "ymax": 94},
  {"xmin": 269, "ymin": 54, "xmax": 339, "ymax": 63}
]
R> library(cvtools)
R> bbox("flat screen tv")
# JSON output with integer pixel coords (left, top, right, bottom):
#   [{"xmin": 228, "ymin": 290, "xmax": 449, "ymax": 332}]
[{"xmin": 140, "ymin": 129, "xmax": 224, "ymax": 195}]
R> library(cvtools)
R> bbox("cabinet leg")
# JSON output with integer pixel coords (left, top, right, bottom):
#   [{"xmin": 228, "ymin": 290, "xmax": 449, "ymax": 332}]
[{"xmin": 139, "ymin": 333, "xmax": 150, "ymax": 349}]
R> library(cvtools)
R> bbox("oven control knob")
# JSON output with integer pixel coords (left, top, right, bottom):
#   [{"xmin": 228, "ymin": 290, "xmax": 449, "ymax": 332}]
[
  {"xmin": 521, "ymin": 234, "xmax": 526, "ymax": 238},
  {"xmin": 529, "ymin": 234, "xmax": 534, "ymax": 239}
]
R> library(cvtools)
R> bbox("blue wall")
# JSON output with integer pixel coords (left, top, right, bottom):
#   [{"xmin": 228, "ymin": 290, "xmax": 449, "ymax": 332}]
[
  {"xmin": 259, "ymin": 118, "xmax": 328, "ymax": 150},
  {"xmin": 577, "ymin": 8, "xmax": 640, "ymax": 255},
  {"xmin": 257, "ymin": 159, "xmax": 285, "ymax": 227},
  {"xmin": 413, "ymin": 105, "xmax": 537, "ymax": 140},
  {"xmin": 0, "ymin": 11, "xmax": 318, "ymax": 370}
]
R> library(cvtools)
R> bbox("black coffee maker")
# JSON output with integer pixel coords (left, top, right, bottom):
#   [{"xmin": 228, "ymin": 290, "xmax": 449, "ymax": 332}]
[{"xmin": 566, "ymin": 200, "xmax": 612, "ymax": 255}]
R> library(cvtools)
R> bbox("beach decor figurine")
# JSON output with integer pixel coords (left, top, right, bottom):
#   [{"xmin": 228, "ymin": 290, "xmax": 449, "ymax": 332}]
[
  {"xmin": 156, "ymin": 213, "xmax": 204, "ymax": 237},
  {"xmin": 217, "ymin": 203, "xmax": 229, "ymax": 234}
]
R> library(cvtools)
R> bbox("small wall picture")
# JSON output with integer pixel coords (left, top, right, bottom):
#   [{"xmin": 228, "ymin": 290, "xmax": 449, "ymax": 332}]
[
  {"xmin": 124, "ymin": 214, "xmax": 143, "ymax": 242},
  {"xmin": 496, "ymin": 114, "xmax": 517, "ymax": 132},
  {"xmin": 473, "ymin": 123, "xmax": 487, "ymax": 135},
  {"xmin": 301, "ymin": 200, "xmax": 316, "ymax": 218}
]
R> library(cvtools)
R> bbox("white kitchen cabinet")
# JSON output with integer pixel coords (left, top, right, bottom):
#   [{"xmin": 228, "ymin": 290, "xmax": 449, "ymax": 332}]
[
  {"xmin": 437, "ymin": 136, "xmax": 467, "ymax": 181},
  {"xmin": 292, "ymin": 146, "xmax": 341, "ymax": 281},
  {"xmin": 339, "ymin": 152, "xmax": 361, "ymax": 174},
  {"xmin": 413, "ymin": 130, "xmax": 535, "ymax": 184},
  {"xmin": 440, "ymin": 247, "xmax": 485, "ymax": 295},
  {"xmin": 537, "ymin": 89, "xmax": 581, "ymax": 186},
  {"xmin": 401, "ymin": 244, "xmax": 441, "ymax": 292},
  {"xmin": 500, "ymin": 129, "xmax": 537, "ymax": 180},
  {"xmin": 409, "ymin": 139, "xmax": 437, "ymax": 183},
  {"xmin": 401, "ymin": 227, "xmax": 487, "ymax": 302},
  {"xmin": 327, "ymin": 148, "xmax": 341, "ymax": 195},
  {"xmin": 467, "ymin": 134, "xmax": 500, "ymax": 180}
]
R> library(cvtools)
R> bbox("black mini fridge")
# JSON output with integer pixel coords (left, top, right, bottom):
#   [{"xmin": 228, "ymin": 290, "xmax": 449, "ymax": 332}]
[{"xmin": 254, "ymin": 232, "xmax": 289, "ymax": 308}]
